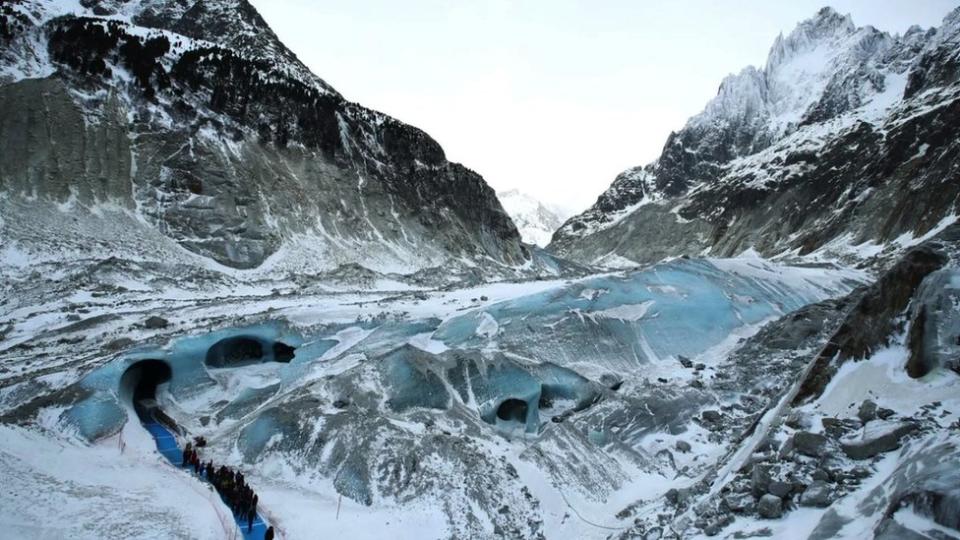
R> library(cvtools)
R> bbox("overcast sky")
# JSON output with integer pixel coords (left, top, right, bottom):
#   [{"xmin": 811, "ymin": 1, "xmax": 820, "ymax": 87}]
[{"xmin": 250, "ymin": 1, "xmax": 957, "ymax": 212}]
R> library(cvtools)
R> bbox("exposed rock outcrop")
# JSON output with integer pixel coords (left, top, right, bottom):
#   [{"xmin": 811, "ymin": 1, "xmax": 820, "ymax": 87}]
[{"xmin": 0, "ymin": 0, "xmax": 529, "ymax": 277}]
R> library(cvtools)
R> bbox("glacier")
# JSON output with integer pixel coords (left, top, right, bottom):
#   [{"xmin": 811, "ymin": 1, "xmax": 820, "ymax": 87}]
[{"xmin": 52, "ymin": 256, "xmax": 864, "ymax": 443}]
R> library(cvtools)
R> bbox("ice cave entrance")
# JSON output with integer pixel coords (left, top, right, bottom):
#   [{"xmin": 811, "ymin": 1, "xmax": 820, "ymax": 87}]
[
  {"xmin": 205, "ymin": 335, "xmax": 297, "ymax": 367},
  {"xmin": 119, "ymin": 359, "xmax": 172, "ymax": 421},
  {"xmin": 497, "ymin": 398, "xmax": 530, "ymax": 424},
  {"xmin": 273, "ymin": 342, "xmax": 296, "ymax": 362},
  {"xmin": 120, "ymin": 359, "xmax": 172, "ymax": 403}
]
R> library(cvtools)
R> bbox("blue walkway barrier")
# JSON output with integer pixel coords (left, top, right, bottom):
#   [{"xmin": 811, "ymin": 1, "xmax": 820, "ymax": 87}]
[{"xmin": 141, "ymin": 414, "xmax": 270, "ymax": 540}]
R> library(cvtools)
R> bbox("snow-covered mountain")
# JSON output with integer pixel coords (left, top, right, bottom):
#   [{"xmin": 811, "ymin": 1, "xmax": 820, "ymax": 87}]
[
  {"xmin": 496, "ymin": 189, "xmax": 571, "ymax": 247},
  {"xmin": 0, "ymin": 0, "xmax": 568, "ymax": 284},
  {"xmin": 2, "ymin": 4, "xmax": 960, "ymax": 540},
  {"xmin": 551, "ymin": 7, "xmax": 960, "ymax": 268}
]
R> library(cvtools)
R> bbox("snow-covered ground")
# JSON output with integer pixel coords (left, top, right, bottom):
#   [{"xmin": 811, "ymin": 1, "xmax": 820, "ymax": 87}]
[{"xmin": 0, "ymin": 412, "xmax": 235, "ymax": 539}]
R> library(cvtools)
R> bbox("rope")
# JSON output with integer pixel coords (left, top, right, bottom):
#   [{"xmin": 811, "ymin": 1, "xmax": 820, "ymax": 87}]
[
  {"xmin": 519, "ymin": 434, "xmax": 627, "ymax": 532},
  {"xmin": 555, "ymin": 488, "xmax": 629, "ymax": 531}
]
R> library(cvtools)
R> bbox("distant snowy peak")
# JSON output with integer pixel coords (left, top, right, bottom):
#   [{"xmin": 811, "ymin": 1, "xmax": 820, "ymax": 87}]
[{"xmin": 497, "ymin": 190, "xmax": 570, "ymax": 247}]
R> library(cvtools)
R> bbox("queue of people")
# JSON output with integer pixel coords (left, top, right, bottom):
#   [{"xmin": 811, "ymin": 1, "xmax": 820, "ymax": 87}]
[{"xmin": 182, "ymin": 438, "xmax": 275, "ymax": 539}]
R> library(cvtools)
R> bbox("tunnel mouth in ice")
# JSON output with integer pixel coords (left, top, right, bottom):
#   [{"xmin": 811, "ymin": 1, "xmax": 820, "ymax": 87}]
[
  {"xmin": 496, "ymin": 398, "xmax": 530, "ymax": 423},
  {"xmin": 119, "ymin": 359, "xmax": 172, "ymax": 404},
  {"xmin": 272, "ymin": 342, "xmax": 296, "ymax": 363},
  {"xmin": 205, "ymin": 335, "xmax": 297, "ymax": 367}
]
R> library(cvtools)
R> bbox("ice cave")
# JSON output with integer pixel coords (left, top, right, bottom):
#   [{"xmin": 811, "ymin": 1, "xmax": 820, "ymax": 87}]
[{"xmin": 118, "ymin": 359, "xmax": 172, "ymax": 404}]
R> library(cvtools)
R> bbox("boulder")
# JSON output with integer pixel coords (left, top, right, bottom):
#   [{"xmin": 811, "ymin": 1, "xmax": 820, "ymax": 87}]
[
  {"xmin": 675, "ymin": 440, "xmax": 692, "ymax": 453},
  {"xmin": 769, "ymin": 481, "xmax": 792, "ymax": 499},
  {"xmin": 799, "ymin": 480, "xmax": 833, "ymax": 507},
  {"xmin": 751, "ymin": 464, "xmax": 772, "ymax": 498},
  {"xmin": 678, "ymin": 355, "xmax": 693, "ymax": 368},
  {"xmin": 757, "ymin": 494, "xmax": 783, "ymax": 519},
  {"xmin": 857, "ymin": 400, "xmax": 878, "ymax": 423},
  {"xmin": 722, "ymin": 492, "xmax": 754, "ymax": 513},
  {"xmin": 144, "ymin": 316, "xmax": 169, "ymax": 329},
  {"xmin": 840, "ymin": 421, "xmax": 920, "ymax": 460},
  {"xmin": 877, "ymin": 407, "xmax": 896, "ymax": 420},
  {"xmin": 702, "ymin": 410, "xmax": 723, "ymax": 424},
  {"xmin": 777, "ymin": 436, "xmax": 795, "ymax": 460},
  {"xmin": 794, "ymin": 431, "xmax": 828, "ymax": 457},
  {"xmin": 105, "ymin": 337, "xmax": 134, "ymax": 351}
]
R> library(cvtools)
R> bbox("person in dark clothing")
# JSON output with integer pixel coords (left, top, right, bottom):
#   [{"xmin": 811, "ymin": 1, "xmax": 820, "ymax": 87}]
[
  {"xmin": 264, "ymin": 526, "xmax": 275, "ymax": 540},
  {"xmin": 247, "ymin": 494, "xmax": 258, "ymax": 531}
]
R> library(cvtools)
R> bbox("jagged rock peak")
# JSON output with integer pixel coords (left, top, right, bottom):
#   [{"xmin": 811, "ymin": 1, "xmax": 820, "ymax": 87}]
[
  {"xmin": 765, "ymin": 7, "xmax": 857, "ymax": 72},
  {"xmin": 550, "ymin": 5, "xmax": 960, "ymax": 269}
]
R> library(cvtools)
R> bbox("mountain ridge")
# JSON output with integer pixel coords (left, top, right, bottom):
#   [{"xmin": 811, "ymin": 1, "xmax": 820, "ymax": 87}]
[
  {"xmin": 0, "ymin": 0, "xmax": 546, "ymax": 283},
  {"xmin": 551, "ymin": 6, "xmax": 960, "ymax": 269}
]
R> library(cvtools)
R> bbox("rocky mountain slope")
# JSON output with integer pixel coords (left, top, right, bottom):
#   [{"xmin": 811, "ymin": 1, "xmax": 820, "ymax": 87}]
[
  {"xmin": 0, "ymin": 0, "xmax": 539, "ymax": 282},
  {"xmin": 496, "ymin": 189, "xmax": 570, "ymax": 247},
  {"xmin": 551, "ymin": 7, "xmax": 960, "ymax": 269}
]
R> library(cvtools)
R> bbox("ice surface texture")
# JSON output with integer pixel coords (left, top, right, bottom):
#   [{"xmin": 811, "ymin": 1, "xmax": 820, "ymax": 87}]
[
  {"xmin": 433, "ymin": 258, "xmax": 860, "ymax": 376},
  {"xmin": 60, "ymin": 258, "xmax": 858, "ymax": 441}
]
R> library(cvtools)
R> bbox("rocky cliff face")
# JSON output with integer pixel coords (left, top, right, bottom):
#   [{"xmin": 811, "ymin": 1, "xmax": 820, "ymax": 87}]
[
  {"xmin": 552, "ymin": 7, "xmax": 960, "ymax": 268},
  {"xmin": 0, "ymin": 0, "xmax": 530, "ymax": 278}
]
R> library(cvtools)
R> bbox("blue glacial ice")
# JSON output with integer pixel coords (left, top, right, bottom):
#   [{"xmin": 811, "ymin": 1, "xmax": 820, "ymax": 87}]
[
  {"xmin": 378, "ymin": 346, "xmax": 602, "ymax": 433},
  {"xmin": 432, "ymin": 258, "xmax": 861, "ymax": 375},
  {"xmin": 59, "ymin": 257, "xmax": 860, "ymax": 442},
  {"xmin": 60, "ymin": 322, "xmax": 306, "ymax": 441}
]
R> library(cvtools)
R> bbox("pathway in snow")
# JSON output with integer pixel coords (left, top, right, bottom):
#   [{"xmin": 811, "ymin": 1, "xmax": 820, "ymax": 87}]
[{"xmin": 141, "ymin": 414, "xmax": 270, "ymax": 540}]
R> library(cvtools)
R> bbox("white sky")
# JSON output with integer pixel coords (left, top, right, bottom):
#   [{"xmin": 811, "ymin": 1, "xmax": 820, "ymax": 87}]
[{"xmin": 250, "ymin": 1, "xmax": 957, "ymax": 213}]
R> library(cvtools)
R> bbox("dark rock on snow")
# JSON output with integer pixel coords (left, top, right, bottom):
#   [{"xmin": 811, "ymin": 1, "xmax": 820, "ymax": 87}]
[
  {"xmin": 757, "ymin": 494, "xmax": 783, "ymax": 519},
  {"xmin": 794, "ymin": 431, "xmax": 829, "ymax": 458}
]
